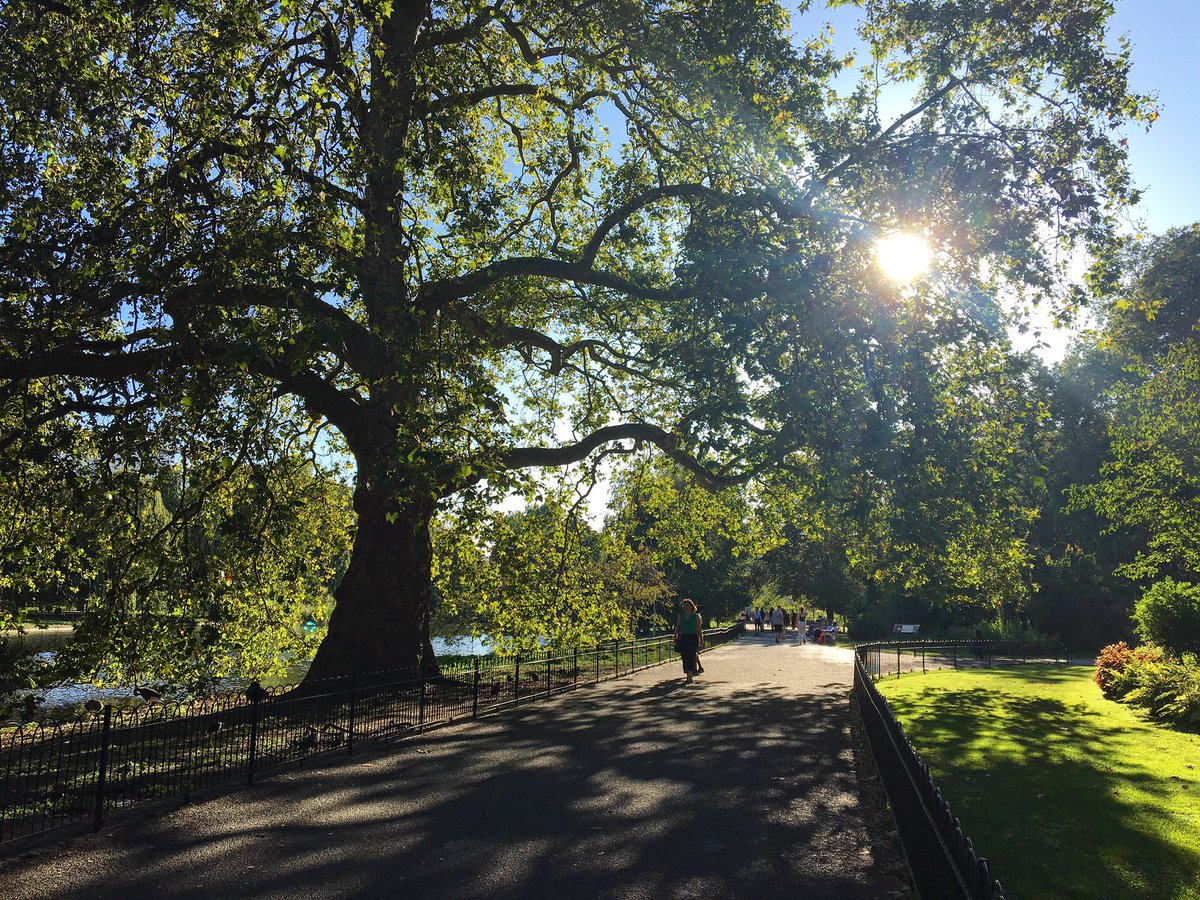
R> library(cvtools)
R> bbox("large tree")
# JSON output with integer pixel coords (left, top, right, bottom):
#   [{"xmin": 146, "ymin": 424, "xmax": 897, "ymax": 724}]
[{"xmin": 0, "ymin": 0, "xmax": 1151, "ymax": 680}]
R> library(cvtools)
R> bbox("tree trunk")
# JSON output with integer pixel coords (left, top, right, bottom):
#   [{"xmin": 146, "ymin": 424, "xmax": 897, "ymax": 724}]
[{"xmin": 302, "ymin": 480, "xmax": 438, "ymax": 685}]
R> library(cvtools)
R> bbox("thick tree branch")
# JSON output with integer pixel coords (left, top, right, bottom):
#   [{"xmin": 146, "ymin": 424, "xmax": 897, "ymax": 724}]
[
  {"xmin": 419, "ymin": 256, "xmax": 679, "ymax": 308},
  {"xmin": 581, "ymin": 184, "xmax": 709, "ymax": 265},
  {"xmin": 166, "ymin": 283, "xmax": 390, "ymax": 374},
  {"xmin": 0, "ymin": 348, "xmax": 182, "ymax": 381},
  {"xmin": 501, "ymin": 423, "xmax": 751, "ymax": 491},
  {"xmin": 427, "ymin": 83, "xmax": 539, "ymax": 114}
]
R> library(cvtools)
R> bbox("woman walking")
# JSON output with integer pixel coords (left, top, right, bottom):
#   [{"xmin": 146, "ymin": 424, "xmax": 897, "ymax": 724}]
[
  {"xmin": 674, "ymin": 598, "xmax": 704, "ymax": 683},
  {"xmin": 797, "ymin": 603, "xmax": 807, "ymax": 644}
]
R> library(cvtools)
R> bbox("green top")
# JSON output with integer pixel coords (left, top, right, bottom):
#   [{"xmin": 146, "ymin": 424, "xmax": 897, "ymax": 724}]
[{"xmin": 678, "ymin": 611, "xmax": 699, "ymax": 634}]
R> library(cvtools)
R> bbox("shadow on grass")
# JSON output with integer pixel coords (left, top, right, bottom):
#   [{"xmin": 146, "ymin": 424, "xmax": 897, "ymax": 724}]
[{"xmin": 885, "ymin": 675, "xmax": 1200, "ymax": 900}]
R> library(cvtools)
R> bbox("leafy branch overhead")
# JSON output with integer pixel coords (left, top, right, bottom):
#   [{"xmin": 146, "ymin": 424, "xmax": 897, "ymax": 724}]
[{"xmin": 0, "ymin": 0, "xmax": 1152, "ymax": 678}]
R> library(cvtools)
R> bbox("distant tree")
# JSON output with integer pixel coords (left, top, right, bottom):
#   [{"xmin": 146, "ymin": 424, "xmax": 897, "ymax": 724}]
[
  {"xmin": 1078, "ymin": 340, "xmax": 1200, "ymax": 583},
  {"xmin": 1134, "ymin": 579, "xmax": 1200, "ymax": 659},
  {"xmin": 433, "ymin": 488, "xmax": 661, "ymax": 649},
  {"xmin": 605, "ymin": 455, "xmax": 782, "ymax": 623},
  {"xmin": 1105, "ymin": 226, "xmax": 1200, "ymax": 359},
  {"xmin": 0, "ymin": 0, "xmax": 1152, "ymax": 681}
]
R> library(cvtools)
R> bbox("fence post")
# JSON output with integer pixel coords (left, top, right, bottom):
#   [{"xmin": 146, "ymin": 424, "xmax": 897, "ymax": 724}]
[
  {"xmin": 896, "ymin": 644, "xmax": 901, "ymax": 678},
  {"xmin": 347, "ymin": 675, "xmax": 357, "ymax": 756},
  {"xmin": 614, "ymin": 639, "xmax": 620, "ymax": 677},
  {"xmin": 92, "ymin": 704, "xmax": 113, "ymax": 832},
  {"xmin": 594, "ymin": 644, "xmax": 600, "ymax": 683},
  {"xmin": 247, "ymin": 691, "xmax": 262, "ymax": 786},
  {"xmin": 545, "ymin": 653, "xmax": 551, "ymax": 698},
  {"xmin": 573, "ymin": 647, "xmax": 579, "ymax": 688},
  {"xmin": 630, "ymin": 639, "xmax": 635, "ymax": 673},
  {"xmin": 418, "ymin": 675, "xmax": 427, "ymax": 731},
  {"xmin": 472, "ymin": 656, "xmax": 480, "ymax": 717},
  {"xmin": 952, "ymin": 645, "xmax": 958, "ymax": 670}
]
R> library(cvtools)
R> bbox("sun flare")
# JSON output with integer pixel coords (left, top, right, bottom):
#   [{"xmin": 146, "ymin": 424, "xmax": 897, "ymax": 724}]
[{"xmin": 874, "ymin": 233, "xmax": 933, "ymax": 284}]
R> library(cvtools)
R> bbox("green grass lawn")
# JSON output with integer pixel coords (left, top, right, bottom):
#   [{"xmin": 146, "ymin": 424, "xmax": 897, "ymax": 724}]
[{"xmin": 876, "ymin": 665, "xmax": 1200, "ymax": 900}]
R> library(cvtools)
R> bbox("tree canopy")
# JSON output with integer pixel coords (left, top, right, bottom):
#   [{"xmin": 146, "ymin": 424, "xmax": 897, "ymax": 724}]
[{"xmin": 0, "ymin": 0, "xmax": 1152, "ymax": 681}]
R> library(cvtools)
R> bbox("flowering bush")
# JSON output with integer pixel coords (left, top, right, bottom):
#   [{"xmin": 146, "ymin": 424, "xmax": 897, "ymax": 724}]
[
  {"xmin": 1095, "ymin": 642, "xmax": 1164, "ymax": 699},
  {"xmin": 1095, "ymin": 642, "xmax": 1132, "ymax": 697}
]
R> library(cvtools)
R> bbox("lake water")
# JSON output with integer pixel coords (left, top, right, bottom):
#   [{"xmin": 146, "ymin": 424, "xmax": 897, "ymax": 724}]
[{"xmin": 3, "ymin": 627, "xmax": 494, "ymax": 712}]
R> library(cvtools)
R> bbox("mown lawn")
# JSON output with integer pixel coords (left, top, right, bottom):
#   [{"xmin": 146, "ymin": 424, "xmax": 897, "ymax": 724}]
[{"xmin": 876, "ymin": 665, "xmax": 1200, "ymax": 900}]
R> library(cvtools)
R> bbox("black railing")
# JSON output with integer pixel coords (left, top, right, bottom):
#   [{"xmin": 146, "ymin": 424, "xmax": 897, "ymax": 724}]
[
  {"xmin": 0, "ymin": 625, "xmax": 741, "ymax": 845},
  {"xmin": 857, "ymin": 637, "xmax": 1069, "ymax": 682},
  {"xmin": 853, "ymin": 638, "xmax": 1070, "ymax": 900}
]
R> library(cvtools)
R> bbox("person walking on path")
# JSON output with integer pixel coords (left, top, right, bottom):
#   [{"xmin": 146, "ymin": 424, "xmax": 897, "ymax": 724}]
[
  {"xmin": 797, "ymin": 604, "xmax": 807, "ymax": 644},
  {"xmin": 674, "ymin": 598, "xmax": 703, "ymax": 682},
  {"xmin": 770, "ymin": 606, "xmax": 785, "ymax": 643}
]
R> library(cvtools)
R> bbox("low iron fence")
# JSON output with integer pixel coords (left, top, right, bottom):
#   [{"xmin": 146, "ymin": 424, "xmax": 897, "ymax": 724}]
[
  {"xmin": 858, "ymin": 638, "xmax": 1069, "ymax": 682},
  {"xmin": 1, "ymin": 625, "xmax": 741, "ymax": 845},
  {"xmin": 854, "ymin": 638, "xmax": 1069, "ymax": 900}
]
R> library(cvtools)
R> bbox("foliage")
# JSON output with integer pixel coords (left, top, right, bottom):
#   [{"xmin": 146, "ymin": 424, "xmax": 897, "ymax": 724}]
[
  {"xmin": 1104, "ymin": 225, "xmax": 1200, "ymax": 359},
  {"xmin": 1077, "ymin": 341, "xmax": 1200, "ymax": 583},
  {"xmin": 1094, "ymin": 641, "xmax": 1132, "ymax": 696},
  {"xmin": 1026, "ymin": 343, "xmax": 1144, "ymax": 651},
  {"xmin": 1133, "ymin": 579, "xmax": 1200, "ymax": 659},
  {"xmin": 433, "ymin": 483, "xmax": 666, "ymax": 650},
  {"xmin": 1117, "ymin": 656, "xmax": 1200, "ymax": 726},
  {"xmin": 1093, "ymin": 641, "xmax": 1167, "ymax": 699},
  {"xmin": 1071, "ymin": 227, "xmax": 1200, "ymax": 607},
  {"xmin": 0, "ymin": 0, "xmax": 1154, "ymax": 678},
  {"xmin": 604, "ymin": 454, "xmax": 784, "ymax": 622},
  {"xmin": 1095, "ymin": 641, "xmax": 1164, "ymax": 700}
]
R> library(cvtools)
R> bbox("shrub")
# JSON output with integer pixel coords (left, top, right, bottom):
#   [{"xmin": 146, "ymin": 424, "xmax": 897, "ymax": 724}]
[
  {"xmin": 1121, "ymin": 658, "xmax": 1200, "ymax": 726},
  {"xmin": 1106, "ymin": 644, "xmax": 1165, "ymax": 700},
  {"xmin": 1095, "ymin": 642, "xmax": 1164, "ymax": 699},
  {"xmin": 1134, "ymin": 579, "xmax": 1200, "ymax": 658},
  {"xmin": 1095, "ymin": 642, "xmax": 1132, "ymax": 697}
]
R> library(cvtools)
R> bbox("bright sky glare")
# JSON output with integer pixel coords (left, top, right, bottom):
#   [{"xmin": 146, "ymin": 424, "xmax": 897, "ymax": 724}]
[
  {"xmin": 812, "ymin": 0, "xmax": 1200, "ymax": 362},
  {"xmin": 874, "ymin": 233, "xmax": 932, "ymax": 284}
]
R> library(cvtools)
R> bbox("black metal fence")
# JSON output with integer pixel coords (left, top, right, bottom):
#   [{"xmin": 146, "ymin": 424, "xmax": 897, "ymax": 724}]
[
  {"xmin": 854, "ymin": 638, "xmax": 1068, "ymax": 900},
  {"xmin": 858, "ymin": 638, "xmax": 1069, "ymax": 682},
  {"xmin": 1, "ymin": 625, "xmax": 741, "ymax": 845}
]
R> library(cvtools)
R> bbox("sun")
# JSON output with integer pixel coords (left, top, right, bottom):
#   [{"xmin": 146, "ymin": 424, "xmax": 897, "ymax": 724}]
[{"xmin": 874, "ymin": 233, "xmax": 933, "ymax": 284}]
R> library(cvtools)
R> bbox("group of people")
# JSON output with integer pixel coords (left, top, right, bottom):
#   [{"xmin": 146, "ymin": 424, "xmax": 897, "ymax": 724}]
[
  {"xmin": 673, "ymin": 599, "xmax": 842, "ymax": 683},
  {"xmin": 805, "ymin": 616, "xmax": 840, "ymax": 644},
  {"xmin": 740, "ymin": 607, "xmax": 840, "ymax": 645}
]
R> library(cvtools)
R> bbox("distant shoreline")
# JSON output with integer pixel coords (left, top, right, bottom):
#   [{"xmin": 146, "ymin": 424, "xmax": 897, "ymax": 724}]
[{"xmin": 1, "ymin": 623, "xmax": 76, "ymax": 638}]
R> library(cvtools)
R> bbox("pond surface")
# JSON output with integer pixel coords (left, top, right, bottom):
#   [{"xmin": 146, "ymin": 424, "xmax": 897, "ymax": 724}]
[{"xmin": 3, "ymin": 627, "xmax": 494, "ymax": 714}]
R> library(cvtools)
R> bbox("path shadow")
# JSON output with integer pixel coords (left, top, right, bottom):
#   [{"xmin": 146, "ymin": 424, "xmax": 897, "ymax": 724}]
[{"xmin": 7, "ymin": 653, "xmax": 894, "ymax": 900}]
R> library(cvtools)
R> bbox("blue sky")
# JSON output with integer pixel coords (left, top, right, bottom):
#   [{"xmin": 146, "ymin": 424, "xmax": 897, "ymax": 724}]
[{"xmin": 1111, "ymin": 1, "xmax": 1200, "ymax": 234}]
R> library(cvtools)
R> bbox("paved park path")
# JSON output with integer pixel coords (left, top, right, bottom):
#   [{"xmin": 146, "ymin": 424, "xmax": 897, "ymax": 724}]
[{"xmin": 1, "ymin": 633, "xmax": 906, "ymax": 899}]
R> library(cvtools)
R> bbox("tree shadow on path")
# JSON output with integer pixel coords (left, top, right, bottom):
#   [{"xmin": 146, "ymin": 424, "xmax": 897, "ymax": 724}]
[{"xmin": 6, "ymin": 644, "xmax": 898, "ymax": 900}]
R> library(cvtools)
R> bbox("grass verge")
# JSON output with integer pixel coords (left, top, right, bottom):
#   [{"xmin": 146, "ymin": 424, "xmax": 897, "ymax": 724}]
[{"xmin": 877, "ymin": 665, "xmax": 1200, "ymax": 900}]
